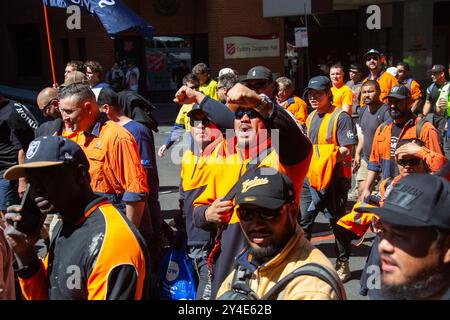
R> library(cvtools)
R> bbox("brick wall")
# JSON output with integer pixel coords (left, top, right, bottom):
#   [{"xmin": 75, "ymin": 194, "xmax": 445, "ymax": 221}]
[
  {"xmin": 0, "ymin": 0, "xmax": 284, "ymax": 88},
  {"xmin": 206, "ymin": 0, "xmax": 285, "ymax": 78}
]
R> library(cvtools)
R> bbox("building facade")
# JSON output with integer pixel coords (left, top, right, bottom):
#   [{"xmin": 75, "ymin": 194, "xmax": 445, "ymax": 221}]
[{"xmin": 0, "ymin": 0, "xmax": 449, "ymax": 99}]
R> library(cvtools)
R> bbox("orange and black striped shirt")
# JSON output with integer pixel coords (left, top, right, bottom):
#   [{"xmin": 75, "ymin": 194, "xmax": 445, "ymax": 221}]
[{"xmin": 18, "ymin": 197, "xmax": 150, "ymax": 300}]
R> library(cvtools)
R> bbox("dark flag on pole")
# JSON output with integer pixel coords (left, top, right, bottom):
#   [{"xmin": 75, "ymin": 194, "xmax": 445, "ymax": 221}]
[{"xmin": 43, "ymin": 0, "xmax": 154, "ymax": 39}]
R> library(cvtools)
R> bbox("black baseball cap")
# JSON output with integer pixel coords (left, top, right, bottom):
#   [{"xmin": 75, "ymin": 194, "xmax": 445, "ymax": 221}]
[
  {"xmin": 363, "ymin": 49, "xmax": 381, "ymax": 60},
  {"xmin": 361, "ymin": 174, "xmax": 450, "ymax": 231},
  {"xmin": 235, "ymin": 167, "xmax": 295, "ymax": 210},
  {"xmin": 244, "ymin": 66, "xmax": 273, "ymax": 82},
  {"xmin": 186, "ymin": 102, "xmax": 234, "ymax": 132},
  {"xmin": 304, "ymin": 75, "xmax": 332, "ymax": 94},
  {"xmin": 349, "ymin": 63, "xmax": 363, "ymax": 72},
  {"xmin": 4, "ymin": 136, "xmax": 90, "ymax": 180},
  {"xmin": 386, "ymin": 85, "xmax": 411, "ymax": 100},
  {"xmin": 427, "ymin": 64, "xmax": 445, "ymax": 75},
  {"xmin": 186, "ymin": 103, "xmax": 203, "ymax": 118}
]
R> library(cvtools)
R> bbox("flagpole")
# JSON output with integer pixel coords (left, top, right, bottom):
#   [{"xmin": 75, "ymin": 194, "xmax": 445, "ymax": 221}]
[{"xmin": 42, "ymin": 2, "xmax": 57, "ymax": 87}]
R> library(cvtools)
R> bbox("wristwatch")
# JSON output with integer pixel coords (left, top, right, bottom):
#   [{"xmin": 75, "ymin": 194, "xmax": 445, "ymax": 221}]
[{"xmin": 255, "ymin": 94, "xmax": 273, "ymax": 118}]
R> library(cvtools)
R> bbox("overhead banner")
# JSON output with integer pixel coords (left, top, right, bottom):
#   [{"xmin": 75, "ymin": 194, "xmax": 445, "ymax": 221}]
[
  {"xmin": 43, "ymin": 0, "xmax": 154, "ymax": 38},
  {"xmin": 224, "ymin": 35, "xmax": 280, "ymax": 59}
]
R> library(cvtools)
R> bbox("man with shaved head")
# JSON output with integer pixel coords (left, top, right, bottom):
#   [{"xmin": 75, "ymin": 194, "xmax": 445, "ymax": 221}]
[{"xmin": 36, "ymin": 87, "xmax": 61, "ymax": 120}]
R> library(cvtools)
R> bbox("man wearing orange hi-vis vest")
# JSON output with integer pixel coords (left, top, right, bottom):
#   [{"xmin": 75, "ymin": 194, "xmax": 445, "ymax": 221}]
[{"xmin": 299, "ymin": 76, "xmax": 357, "ymax": 283}]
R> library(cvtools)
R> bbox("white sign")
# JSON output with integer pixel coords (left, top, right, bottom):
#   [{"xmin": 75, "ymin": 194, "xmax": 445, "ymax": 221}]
[
  {"xmin": 224, "ymin": 35, "xmax": 280, "ymax": 59},
  {"xmin": 295, "ymin": 27, "xmax": 308, "ymax": 48}
]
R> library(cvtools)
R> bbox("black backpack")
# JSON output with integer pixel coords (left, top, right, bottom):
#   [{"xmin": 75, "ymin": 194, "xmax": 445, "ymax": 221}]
[{"xmin": 218, "ymin": 262, "xmax": 347, "ymax": 300}]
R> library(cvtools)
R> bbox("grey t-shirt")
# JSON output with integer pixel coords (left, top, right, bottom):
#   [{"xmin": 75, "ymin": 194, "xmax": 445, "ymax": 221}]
[
  {"xmin": 359, "ymin": 104, "xmax": 390, "ymax": 161},
  {"xmin": 308, "ymin": 111, "xmax": 357, "ymax": 147}
]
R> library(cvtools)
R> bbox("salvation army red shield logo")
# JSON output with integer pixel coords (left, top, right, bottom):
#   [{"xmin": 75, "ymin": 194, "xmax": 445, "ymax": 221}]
[
  {"xmin": 147, "ymin": 52, "xmax": 166, "ymax": 73},
  {"xmin": 226, "ymin": 43, "xmax": 236, "ymax": 55}
]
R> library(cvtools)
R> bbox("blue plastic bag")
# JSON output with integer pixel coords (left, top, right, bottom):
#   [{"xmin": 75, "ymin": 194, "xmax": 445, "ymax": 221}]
[{"xmin": 156, "ymin": 231, "xmax": 197, "ymax": 300}]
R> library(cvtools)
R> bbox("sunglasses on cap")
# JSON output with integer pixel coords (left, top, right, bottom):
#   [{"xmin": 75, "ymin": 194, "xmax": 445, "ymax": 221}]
[
  {"xmin": 397, "ymin": 157, "xmax": 421, "ymax": 167},
  {"xmin": 234, "ymin": 108, "xmax": 262, "ymax": 120},
  {"xmin": 246, "ymin": 81, "xmax": 269, "ymax": 91},
  {"xmin": 189, "ymin": 117, "xmax": 210, "ymax": 127},
  {"xmin": 237, "ymin": 206, "xmax": 281, "ymax": 222}
]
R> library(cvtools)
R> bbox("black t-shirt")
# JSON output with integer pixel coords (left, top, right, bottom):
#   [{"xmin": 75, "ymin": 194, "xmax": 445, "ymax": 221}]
[
  {"xmin": 0, "ymin": 100, "xmax": 39, "ymax": 175},
  {"xmin": 426, "ymin": 82, "xmax": 447, "ymax": 113},
  {"xmin": 308, "ymin": 111, "xmax": 357, "ymax": 147},
  {"xmin": 0, "ymin": 100, "xmax": 21, "ymax": 175},
  {"xmin": 390, "ymin": 122, "xmax": 404, "ymax": 177},
  {"xmin": 359, "ymin": 104, "xmax": 390, "ymax": 161}
]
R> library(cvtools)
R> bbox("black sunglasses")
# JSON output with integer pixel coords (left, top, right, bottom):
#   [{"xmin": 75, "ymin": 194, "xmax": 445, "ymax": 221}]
[
  {"xmin": 42, "ymin": 99, "xmax": 57, "ymax": 113},
  {"xmin": 235, "ymin": 108, "xmax": 261, "ymax": 120},
  {"xmin": 189, "ymin": 117, "xmax": 210, "ymax": 127},
  {"xmin": 237, "ymin": 207, "xmax": 280, "ymax": 222},
  {"xmin": 246, "ymin": 81, "xmax": 269, "ymax": 91},
  {"xmin": 397, "ymin": 158, "xmax": 421, "ymax": 167},
  {"xmin": 366, "ymin": 55, "xmax": 379, "ymax": 62}
]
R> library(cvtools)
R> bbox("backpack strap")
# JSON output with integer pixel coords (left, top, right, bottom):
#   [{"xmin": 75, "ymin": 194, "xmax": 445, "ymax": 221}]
[
  {"xmin": 306, "ymin": 110, "xmax": 317, "ymax": 139},
  {"xmin": 416, "ymin": 117, "xmax": 428, "ymax": 139},
  {"xmin": 406, "ymin": 78, "xmax": 413, "ymax": 91},
  {"xmin": 261, "ymin": 262, "xmax": 347, "ymax": 300},
  {"xmin": 228, "ymin": 263, "xmax": 259, "ymax": 300}
]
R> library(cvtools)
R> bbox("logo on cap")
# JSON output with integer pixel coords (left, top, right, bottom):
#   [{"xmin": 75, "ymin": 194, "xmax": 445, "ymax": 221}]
[
  {"xmin": 26, "ymin": 141, "xmax": 40, "ymax": 159},
  {"xmin": 241, "ymin": 176, "xmax": 268, "ymax": 193},
  {"xmin": 391, "ymin": 86, "xmax": 400, "ymax": 92},
  {"xmin": 252, "ymin": 70, "xmax": 256, "ymax": 77},
  {"xmin": 64, "ymin": 152, "xmax": 73, "ymax": 160}
]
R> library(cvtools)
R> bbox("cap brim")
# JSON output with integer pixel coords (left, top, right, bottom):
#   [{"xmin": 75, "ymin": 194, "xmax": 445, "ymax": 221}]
[
  {"xmin": 363, "ymin": 52, "xmax": 381, "ymax": 59},
  {"xmin": 361, "ymin": 206, "xmax": 430, "ymax": 228},
  {"xmin": 237, "ymin": 196, "xmax": 285, "ymax": 210},
  {"xmin": 4, "ymin": 161, "xmax": 64, "ymax": 180},
  {"xmin": 243, "ymin": 77, "xmax": 270, "ymax": 82},
  {"xmin": 187, "ymin": 108, "xmax": 205, "ymax": 118},
  {"xmin": 386, "ymin": 93, "xmax": 409, "ymax": 100}
]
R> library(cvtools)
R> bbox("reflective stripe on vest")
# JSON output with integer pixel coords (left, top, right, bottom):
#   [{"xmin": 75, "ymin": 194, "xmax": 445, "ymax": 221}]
[{"xmin": 306, "ymin": 107, "xmax": 343, "ymax": 145}]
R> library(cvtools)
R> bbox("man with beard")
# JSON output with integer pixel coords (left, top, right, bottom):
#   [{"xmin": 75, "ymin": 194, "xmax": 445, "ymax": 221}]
[
  {"xmin": 363, "ymin": 174, "xmax": 450, "ymax": 300},
  {"xmin": 216, "ymin": 167, "xmax": 340, "ymax": 300},
  {"xmin": 354, "ymin": 81, "xmax": 390, "ymax": 196},
  {"xmin": 2, "ymin": 136, "xmax": 150, "ymax": 299},
  {"xmin": 360, "ymin": 49, "xmax": 398, "ymax": 104},
  {"xmin": 174, "ymin": 72, "xmax": 313, "ymax": 299},
  {"xmin": 360, "ymin": 85, "xmax": 443, "ymax": 201},
  {"xmin": 356, "ymin": 139, "xmax": 447, "ymax": 299}
]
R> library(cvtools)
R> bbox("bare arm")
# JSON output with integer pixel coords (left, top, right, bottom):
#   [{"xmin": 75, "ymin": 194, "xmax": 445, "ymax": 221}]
[
  {"xmin": 353, "ymin": 133, "xmax": 364, "ymax": 172},
  {"xmin": 410, "ymin": 99, "xmax": 421, "ymax": 114},
  {"xmin": 359, "ymin": 170, "xmax": 379, "ymax": 201},
  {"xmin": 423, "ymin": 100, "xmax": 431, "ymax": 116},
  {"xmin": 125, "ymin": 201, "xmax": 145, "ymax": 227},
  {"xmin": 337, "ymin": 145, "xmax": 353, "ymax": 163},
  {"xmin": 342, "ymin": 104, "xmax": 352, "ymax": 115}
]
